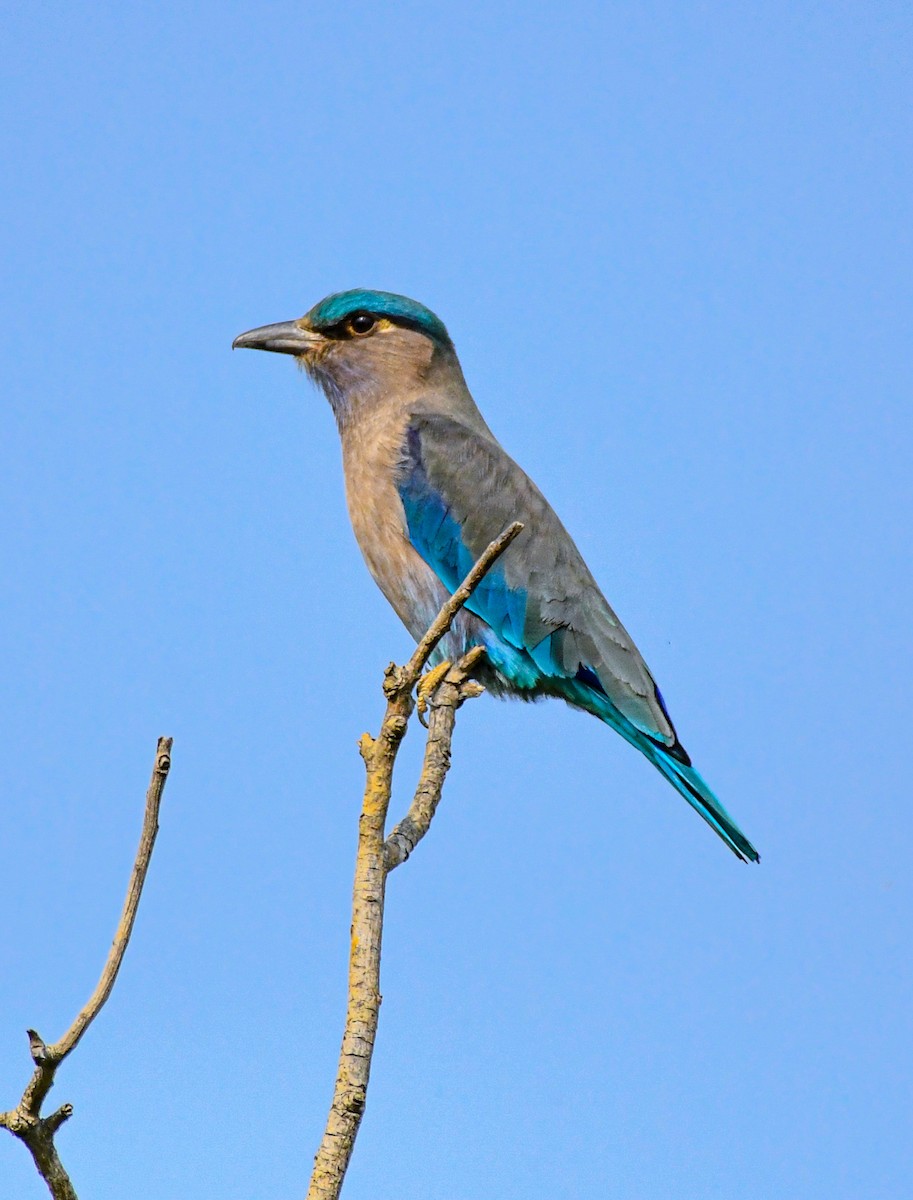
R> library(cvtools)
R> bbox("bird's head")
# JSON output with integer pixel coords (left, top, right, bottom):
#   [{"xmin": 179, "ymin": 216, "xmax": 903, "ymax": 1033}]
[{"xmin": 233, "ymin": 289, "xmax": 458, "ymax": 424}]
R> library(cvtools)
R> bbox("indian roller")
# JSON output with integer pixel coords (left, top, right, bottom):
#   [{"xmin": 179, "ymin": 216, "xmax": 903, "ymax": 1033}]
[{"xmin": 233, "ymin": 290, "xmax": 759, "ymax": 863}]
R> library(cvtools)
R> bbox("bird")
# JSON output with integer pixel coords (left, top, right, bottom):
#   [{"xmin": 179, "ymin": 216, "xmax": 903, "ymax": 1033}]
[{"xmin": 233, "ymin": 289, "xmax": 759, "ymax": 863}]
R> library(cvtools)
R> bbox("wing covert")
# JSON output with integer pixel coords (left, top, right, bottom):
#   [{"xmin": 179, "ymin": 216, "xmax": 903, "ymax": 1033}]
[{"xmin": 397, "ymin": 412, "xmax": 677, "ymax": 745}]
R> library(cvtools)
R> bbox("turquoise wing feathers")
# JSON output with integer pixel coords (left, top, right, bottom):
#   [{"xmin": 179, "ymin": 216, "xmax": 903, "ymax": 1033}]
[
  {"xmin": 396, "ymin": 412, "xmax": 760, "ymax": 863},
  {"xmin": 396, "ymin": 412, "xmax": 674, "ymax": 735}
]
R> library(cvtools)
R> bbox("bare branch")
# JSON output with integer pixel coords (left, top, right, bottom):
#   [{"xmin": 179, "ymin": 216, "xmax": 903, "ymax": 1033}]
[
  {"xmin": 2, "ymin": 737, "xmax": 173, "ymax": 1200},
  {"xmin": 384, "ymin": 651, "xmax": 485, "ymax": 872},
  {"xmin": 54, "ymin": 736, "xmax": 172, "ymax": 1062},
  {"xmin": 44, "ymin": 1105, "xmax": 74, "ymax": 1136},
  {"xmin": 306, "ymin": 524, "xmax": 521, "ymax": 1200}
]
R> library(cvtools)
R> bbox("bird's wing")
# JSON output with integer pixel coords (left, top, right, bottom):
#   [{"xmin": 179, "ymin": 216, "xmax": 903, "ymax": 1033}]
[{"xmin": 397, "ymin": 412, "xmax": 679, "ymax": 747}]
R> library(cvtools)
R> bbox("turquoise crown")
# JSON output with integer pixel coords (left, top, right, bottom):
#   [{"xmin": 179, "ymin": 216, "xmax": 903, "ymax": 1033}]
[{"xmin": 306, "ymin": 290, "xmax": 451, "ymax": 345}]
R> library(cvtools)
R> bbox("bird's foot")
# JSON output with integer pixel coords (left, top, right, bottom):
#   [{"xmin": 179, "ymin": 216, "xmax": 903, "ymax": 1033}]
[{"xmin": 416, "ymin": 661, "xmax": 453, "ymax": 727}]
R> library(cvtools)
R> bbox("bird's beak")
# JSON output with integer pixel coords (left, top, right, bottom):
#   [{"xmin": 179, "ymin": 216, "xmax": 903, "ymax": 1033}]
[{"xmin": 232, "ymin": 320, "xmax": 323, "ymax": 356}]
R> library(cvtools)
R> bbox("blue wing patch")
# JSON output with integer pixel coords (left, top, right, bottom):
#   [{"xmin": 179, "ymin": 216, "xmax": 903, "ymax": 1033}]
[
  {"xmin": 395, "ymin": 420, "xmax": 759, "ymax": 862},
  {"xmin": 398, "ymin": 424, "xmax": 530, "ymax": 652}
]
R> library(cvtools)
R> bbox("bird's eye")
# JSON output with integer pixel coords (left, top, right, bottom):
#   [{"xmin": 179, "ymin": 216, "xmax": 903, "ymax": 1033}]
[{"xmin": 349, "ymin": 312, "xmax": 376, "ymax": 336}]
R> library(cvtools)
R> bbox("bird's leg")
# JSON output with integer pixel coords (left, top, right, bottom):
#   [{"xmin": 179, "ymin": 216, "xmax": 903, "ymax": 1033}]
[{"xmin": 416, "ymin": 661, "xmax": 453, "ymax": 727}]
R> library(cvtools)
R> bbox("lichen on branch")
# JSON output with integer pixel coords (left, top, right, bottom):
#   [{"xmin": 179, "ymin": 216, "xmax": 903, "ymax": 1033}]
[{"xmin": 306, "ymin": 523, "xmax": 523, "ymax": 1200}]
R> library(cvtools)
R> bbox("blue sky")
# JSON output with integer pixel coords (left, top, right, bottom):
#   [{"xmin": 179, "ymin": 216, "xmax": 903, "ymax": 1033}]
[{"xmin": 2, "ymin": 3, "xmax": 911, "ymax": 1197}]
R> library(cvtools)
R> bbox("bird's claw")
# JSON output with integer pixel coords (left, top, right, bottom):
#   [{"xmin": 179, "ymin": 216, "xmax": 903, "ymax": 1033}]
[{"xmin": 416, "ymin": 661, "xmax": 453, "ymax": 726}]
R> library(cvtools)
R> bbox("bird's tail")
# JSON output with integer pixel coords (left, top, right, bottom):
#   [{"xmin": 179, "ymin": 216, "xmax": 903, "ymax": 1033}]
[
  {"xmin": 644, "ymin": 743, "xmax": 760, "ymax": 863},
  {"xmin": 562, "ymin": 679, "xmax": 760, "ymax": 862}
]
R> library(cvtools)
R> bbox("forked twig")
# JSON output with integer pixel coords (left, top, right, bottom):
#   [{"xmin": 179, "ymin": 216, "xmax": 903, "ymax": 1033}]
[
  {"xmin": 1, "ymin": 737, "xmax": 173, "ymax": 1199},
  {"xmin": 306, "ymin": 523, "xmax": 523, "ymax": 1200}
]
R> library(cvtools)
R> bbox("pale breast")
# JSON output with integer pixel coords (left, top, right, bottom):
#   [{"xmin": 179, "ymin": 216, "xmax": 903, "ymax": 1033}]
[{"xmin": 341, "ymin": 409, "xmax": 449, "ymax": 643}]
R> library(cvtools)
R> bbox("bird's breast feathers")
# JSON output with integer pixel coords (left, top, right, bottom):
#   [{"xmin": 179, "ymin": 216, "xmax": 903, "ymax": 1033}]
[{"xmin": 341, "ymin": 410, "xmax": 451, "ymax": 643}]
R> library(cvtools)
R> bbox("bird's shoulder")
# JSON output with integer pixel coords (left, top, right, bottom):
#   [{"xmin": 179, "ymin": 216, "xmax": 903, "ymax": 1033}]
[
  {"xmin": 398, "ymin": 410, "xmax": 610, "ymax": 628},
  {"xmin": 399, "ymin": 409, "xmax": 576, "ymax": 545}
]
